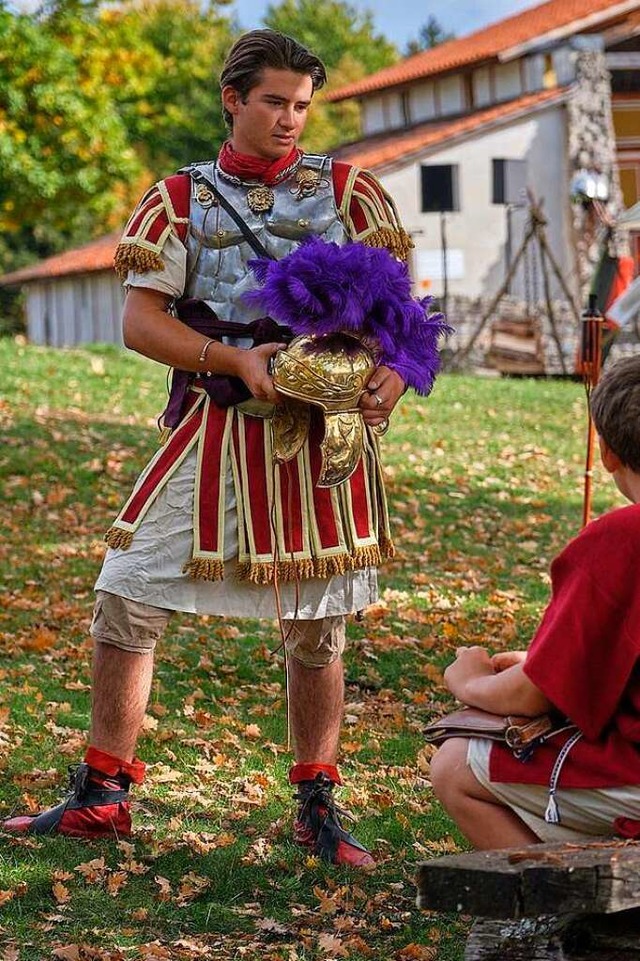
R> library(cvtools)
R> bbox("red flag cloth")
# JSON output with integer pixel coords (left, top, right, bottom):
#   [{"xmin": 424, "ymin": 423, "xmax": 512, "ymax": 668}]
[{"xmin": 490, "ymin": 503, "xmax": 640, "ymax": 788}]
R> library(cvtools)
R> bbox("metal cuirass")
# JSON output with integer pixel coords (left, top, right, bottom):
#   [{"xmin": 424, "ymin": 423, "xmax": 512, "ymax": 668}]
[{"xmin": 182, "ymin": 154, "xmax": 349, "ymax": 347}]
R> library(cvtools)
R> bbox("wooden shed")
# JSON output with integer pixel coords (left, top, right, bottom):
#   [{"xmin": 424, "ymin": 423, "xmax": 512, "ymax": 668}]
[{"xmin": 0, "ymin": 233, "xmax": 124, "ymax": 346}]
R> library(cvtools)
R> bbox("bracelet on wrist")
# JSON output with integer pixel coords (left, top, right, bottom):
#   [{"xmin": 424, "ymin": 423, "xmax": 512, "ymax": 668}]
[{"xmin": 198, "ymin": 338, "xmax": 215, "ymax": 368}]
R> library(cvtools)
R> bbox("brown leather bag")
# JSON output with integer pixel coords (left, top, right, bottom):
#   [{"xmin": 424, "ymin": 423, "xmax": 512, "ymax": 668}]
[{"xmin": 423, "ymin": 707, "xmax": 554, "ymax": 754}]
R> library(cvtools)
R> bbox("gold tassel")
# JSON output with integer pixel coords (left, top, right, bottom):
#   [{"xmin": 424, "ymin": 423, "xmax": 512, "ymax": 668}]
[
  {"xmin": 363, "ymin": 228, "xmax": 414, "ymax": 262},
  {"xmin": 379, "ymin": 535, "xmax": 396, "ymax": 560},
  {"xmin": 182, "ymin": 557, "xmax": 225, "ymax": 581},
  {"xmin": 158, "ymin": 426, "xmax": 173, "ymax": 446},
  {"xmin": 104, "ymin": 527, "xmax": 134, "ymax": 550},
  {"xmin": 114, "ymin": 243, "xmax": 165, "ymax": 279}
]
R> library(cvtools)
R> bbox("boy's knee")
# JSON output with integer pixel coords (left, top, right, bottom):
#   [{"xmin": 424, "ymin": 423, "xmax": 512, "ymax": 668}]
[
  {"xmin": 90, "ymin": 591, "xmax": 171, "ymax": 654},
  {"xmin": 429, "ymin": 738, "xmax": 469, "ymax": 802}
]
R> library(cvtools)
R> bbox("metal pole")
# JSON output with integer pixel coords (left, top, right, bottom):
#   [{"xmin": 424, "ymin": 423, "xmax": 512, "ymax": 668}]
[{"xmin": 440, "ymin": 210, "xmax": 449, "ymax": 320}]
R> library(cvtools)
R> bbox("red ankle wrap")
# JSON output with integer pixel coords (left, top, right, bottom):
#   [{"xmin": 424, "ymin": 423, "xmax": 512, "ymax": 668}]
[
  {"xmin": 84, "ymin": 747, "xmax": 146, "ymax": 784},
  {"xmin": 289, "ymin": 763, "xmax": 342, "ymax": 785}
]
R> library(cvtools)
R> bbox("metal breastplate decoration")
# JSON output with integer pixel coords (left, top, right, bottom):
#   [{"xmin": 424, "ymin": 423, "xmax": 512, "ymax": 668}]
[{"xmin": 183, "ymin": 154, "xmax": 347, "ymax": 331}]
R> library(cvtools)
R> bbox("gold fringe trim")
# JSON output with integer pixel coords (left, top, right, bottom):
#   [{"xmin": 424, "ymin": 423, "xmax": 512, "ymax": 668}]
[
  {"xmin": 104, "ymin": 527, "xmax": 134, "ymax": 550},
  {"xmin": 158, "ymin": 426, "xmax": 173, "ymax": 446},
  {"xmin": 114, "ymin": 243, "xmax": 165, "ymax": 279},
  {"xmin": 363, "ymin": 228, "xmax": 414, "ymax": 262},
  {"xmin": 379, "ymin": 535, "xmax": 396, "ymax": 560},
  {"xmin": 182, "ymin": 557, "xmax": 225, "ymax": 581},
  {"xmin": 236, "ymin": 546, "xmax": 386, "ymax": 585}
]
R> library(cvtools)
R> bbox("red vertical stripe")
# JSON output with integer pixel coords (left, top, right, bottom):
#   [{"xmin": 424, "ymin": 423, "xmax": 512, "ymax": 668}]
[
  {"xmin": 279, "ymin": 459, "xmax": 304, "ymax": 554},
  {"xmin": 121, "ymin": 405, "xmax": 203, "ymax": 525},
  {"xmin": 243, "ymin": 417, "xmax": 273, "ymax": 556},
  {"xmin": 197, "ymin": 406, "xmax": 228, "ymax": 552}
]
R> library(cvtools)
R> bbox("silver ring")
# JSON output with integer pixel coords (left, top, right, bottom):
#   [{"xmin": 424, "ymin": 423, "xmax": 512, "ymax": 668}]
[{"xmin": 374, "ymin": 393, "xmax": 383, "ymax": 407}]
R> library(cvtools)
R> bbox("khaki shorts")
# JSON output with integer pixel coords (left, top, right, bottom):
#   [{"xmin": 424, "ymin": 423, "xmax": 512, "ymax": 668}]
[
  {"xmin": 468, "ymin": 737, "xmax": 640, "ymax": 842},
  {"xmin": 90, "ymin": 591, "xmax": 346, "ymax": 666}
]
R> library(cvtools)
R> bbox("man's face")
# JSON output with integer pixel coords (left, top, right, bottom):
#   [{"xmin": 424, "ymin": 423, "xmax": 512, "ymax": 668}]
[{"xmin": 222, "ymin": 67, "xmax": 314, "ymax": 160}]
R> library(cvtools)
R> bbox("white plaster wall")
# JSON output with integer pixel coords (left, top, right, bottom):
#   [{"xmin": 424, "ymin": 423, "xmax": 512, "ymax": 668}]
[
  {"xmin": 473, "ymin": 67, "xmax": 492, "ymax": 107},
  {"xmin": 554, "ymin": 45, "xmax": 577, "ymax": 86},
  {"xmin": 494, "ymin": 61, "xmax": 523, "ymax": 102},
  {"xmin": 438, "ymin": 74, "xmax": 464, "ymax": 115},
  {"xmin": 410, "ymin": 82, "xmax": 437, "ymax": 123},
  {"xmin": 524, "ymin": 55, "xmax": 545, "ymax": 92},
  {"xmin": 384, "ymin": 93, "xmax": 404, "ymax": 129},
  {"xmin": 378, "ymin": 105, "xmax": 571, "ymax": 302},
  {"xmin": 361, "ymin": 96, "xmax": 386, "ymax": 136}
]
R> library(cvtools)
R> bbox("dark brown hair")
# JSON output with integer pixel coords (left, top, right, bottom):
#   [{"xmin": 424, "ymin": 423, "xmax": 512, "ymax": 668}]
[
  {"xmin": 590, "ymin": 355, "xmax": 640, "ymax": 471},
  {"xmin": 219, "ymin": 29, "xmax": 327, "ymax": 128}
]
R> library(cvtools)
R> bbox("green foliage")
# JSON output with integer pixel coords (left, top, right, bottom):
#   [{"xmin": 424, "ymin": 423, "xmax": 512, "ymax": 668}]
[
  {"xmin": 405, "ymin": 15, "xmax": 455, "ymax": 56},
  {"xmin": 0, "ymin": 4, "xmax": 141, "ymax": 250},
  {"xmin": 0, "ymin": 0, "xmax": 400, "ymax": 290}
]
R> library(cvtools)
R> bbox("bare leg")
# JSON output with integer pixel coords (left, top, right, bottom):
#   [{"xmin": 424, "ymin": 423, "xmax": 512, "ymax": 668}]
[
  {"xmin": 287, "ymin": 656, "xmax": 344, "ymax": 764},
  {"xmin": 430, "ymin": 738, "xmax": 540, "ymax": 849},
  {"xmin": 89, "ymin": 642, "xmax": 154, "ymax": 762}
]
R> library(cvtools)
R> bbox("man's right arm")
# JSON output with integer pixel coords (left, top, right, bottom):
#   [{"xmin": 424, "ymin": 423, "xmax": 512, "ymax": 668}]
[{"xmin": 122, "ymin": 287, "xmax": 282, "ymax": 403}]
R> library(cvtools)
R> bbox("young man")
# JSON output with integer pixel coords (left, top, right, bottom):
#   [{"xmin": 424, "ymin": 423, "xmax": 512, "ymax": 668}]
[
  {"xmin": 3, "ymin": 30, "xmax": 413, "ymax": 866},
  {"xmin": 430, "ymin": 355, "xmax": 640, "ymax": 849}
]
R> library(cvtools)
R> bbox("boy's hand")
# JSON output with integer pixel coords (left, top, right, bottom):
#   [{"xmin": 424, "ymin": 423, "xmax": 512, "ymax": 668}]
[
  {"xmin": 492, "ymin": 650, "xmax": 527, "ymax": 672},
  {"xmin": 444, "ymin": 646, "xmax": 495, "ymax": 702}
]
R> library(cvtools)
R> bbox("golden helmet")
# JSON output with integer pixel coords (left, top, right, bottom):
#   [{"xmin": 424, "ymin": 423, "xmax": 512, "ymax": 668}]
[{"xmin": 271, "ymin": 333, "xmax": 377, "ymax": 488}]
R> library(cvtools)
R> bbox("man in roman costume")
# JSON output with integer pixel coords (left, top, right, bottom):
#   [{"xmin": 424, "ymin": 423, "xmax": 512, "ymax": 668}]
[{"xmin": 4, "ymin": 29, "xmax": 445, "ymax": 866}]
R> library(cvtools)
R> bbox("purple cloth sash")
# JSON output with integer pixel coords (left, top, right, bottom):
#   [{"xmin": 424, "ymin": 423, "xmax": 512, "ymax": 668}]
[{"xmin": 162, "ymin": 299, "xmax": 293, "ymax": 429}]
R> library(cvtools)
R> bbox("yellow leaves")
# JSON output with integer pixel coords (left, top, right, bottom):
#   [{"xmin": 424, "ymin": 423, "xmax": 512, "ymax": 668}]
[
  {"xmin": 75, "ymin": 857, "xmax": 107, "ymax": 884},
  {"xmin": 243, "ymin": 723, "xmax": 262, "ymax": 739},
  {"xmin": 52, "ymin": 881, "xmax": 71, "ymax": 905},
  {"xmin": 106, "ymin": 871, "xmax": 128, "ymax": 897},
  {"xmin": 317, "ymin": 933, "xmax": 349, "ymax": 957},
  {"xmin": 395, "ymin": 945, "xmax": 438, "ymax": 961},
  {"xmin": 0, "ymin": 882, "xmax": 27, "ymax": 907},
  {"xmin": 154, "ymin": 872, "xmax": 210, "ymax": 905}
]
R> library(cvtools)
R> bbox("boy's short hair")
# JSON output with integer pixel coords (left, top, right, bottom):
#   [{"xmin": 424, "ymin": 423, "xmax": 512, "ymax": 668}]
[
  {"xmin": 590, "ymin": 356, "xmax": 640, "ymax": 471},
  {"xmin": 219, "ymin": 29, "xmax": 327, "ymax": 129}
]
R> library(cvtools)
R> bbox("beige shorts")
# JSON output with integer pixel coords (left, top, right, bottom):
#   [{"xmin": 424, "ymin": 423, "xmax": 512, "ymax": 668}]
[
  {"xmin": 90, "ymin": 591, "xmax": 346, "ymax": 666},
  {"xmin": 468, "ymin": 737, "xmax": 640, "ymax": 842}
]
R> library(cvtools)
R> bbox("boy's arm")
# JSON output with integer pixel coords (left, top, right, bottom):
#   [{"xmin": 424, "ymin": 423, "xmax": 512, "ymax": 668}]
[{"xmin": 444, "ymin": 646, "xmax": 553, "ymax": 717}]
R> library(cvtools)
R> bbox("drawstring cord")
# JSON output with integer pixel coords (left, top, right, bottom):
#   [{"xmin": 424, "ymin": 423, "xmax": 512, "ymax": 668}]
[{"xmin": 544, "ymin": 729, "xmax": 583, "ymax": 824}]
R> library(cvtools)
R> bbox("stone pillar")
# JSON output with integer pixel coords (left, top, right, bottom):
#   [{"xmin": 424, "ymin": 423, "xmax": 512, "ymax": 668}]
[{"xmin": 567, "ymin": 44, "xmax": 628, "ymax": 304}]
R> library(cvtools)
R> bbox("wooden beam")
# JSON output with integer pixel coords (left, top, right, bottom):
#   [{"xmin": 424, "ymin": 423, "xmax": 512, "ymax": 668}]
[{"xmin": 416, "ymin": 841, "xmax": 640, "ymax": 919}]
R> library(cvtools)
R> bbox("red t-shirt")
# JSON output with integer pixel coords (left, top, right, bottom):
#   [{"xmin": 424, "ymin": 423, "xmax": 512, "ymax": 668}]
[{"xmin": 490, "ymin": 502, "xmax": 640, "ymax": 788}]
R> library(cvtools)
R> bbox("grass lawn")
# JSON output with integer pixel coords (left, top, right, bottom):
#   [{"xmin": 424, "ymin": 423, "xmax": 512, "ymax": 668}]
[{"xmin": 0, "ymin": 339, "xmax": 623, "ymax": 961}]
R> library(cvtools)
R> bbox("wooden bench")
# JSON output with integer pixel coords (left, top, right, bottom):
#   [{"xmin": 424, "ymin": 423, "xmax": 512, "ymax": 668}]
[{"xmin": 416, "ymin": 840, "xmax": 640, "ymax": 960}]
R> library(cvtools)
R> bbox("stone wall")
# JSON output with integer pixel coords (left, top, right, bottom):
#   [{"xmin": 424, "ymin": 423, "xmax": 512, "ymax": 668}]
[{"xmin": 567, "ymin": 45, "xmax": 628, "ymax": 298}]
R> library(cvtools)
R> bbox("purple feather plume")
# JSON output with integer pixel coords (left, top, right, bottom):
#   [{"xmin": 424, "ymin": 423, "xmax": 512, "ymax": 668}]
[{"xmin": 245, "ymin": 236, "xmax": 453, "ymax": 395}]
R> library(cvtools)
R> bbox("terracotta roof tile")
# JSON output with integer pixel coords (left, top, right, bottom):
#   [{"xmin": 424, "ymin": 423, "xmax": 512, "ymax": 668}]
[
  {"xmin": 333, "ymin": 87, "xmax": 566, "ymax": 172},
  {"xmin": 327, "ymin": 0, "xmax": 635, "ymax": 101},
  {"xmin": 0, "ymin": 232, "xmax": 120, "ymax": 286}
]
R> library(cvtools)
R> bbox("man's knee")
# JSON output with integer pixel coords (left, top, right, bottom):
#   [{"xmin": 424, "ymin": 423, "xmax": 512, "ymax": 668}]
[
  {"xmin": 285, "ymin": 615, "xmax": 346, "ymax": 668},
  {"xmin": 90, "ymin": 591, "xmax": 171, "ymax": 654}
]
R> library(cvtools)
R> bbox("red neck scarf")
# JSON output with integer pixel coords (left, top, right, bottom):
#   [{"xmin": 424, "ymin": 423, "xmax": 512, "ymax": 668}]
[{"xmin": 217, "ymin": 140, "xmax": 302, "ymax": 185}]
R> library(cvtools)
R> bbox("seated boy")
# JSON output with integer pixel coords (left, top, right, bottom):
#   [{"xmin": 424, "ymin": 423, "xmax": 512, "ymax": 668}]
[{"xmin": 430, "ymin": 356, "xmax": 640, "ymax": 849}]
